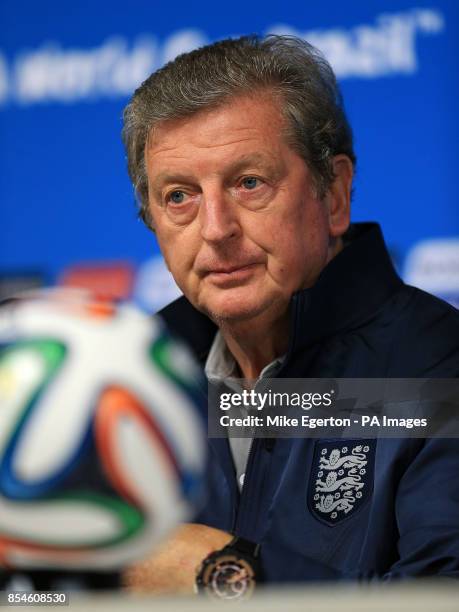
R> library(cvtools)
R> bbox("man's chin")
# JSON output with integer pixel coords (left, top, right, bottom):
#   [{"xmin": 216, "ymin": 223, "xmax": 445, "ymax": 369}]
[{"xmin": 198, "ymin": 298, "xmax": 269, "ymax": 327}]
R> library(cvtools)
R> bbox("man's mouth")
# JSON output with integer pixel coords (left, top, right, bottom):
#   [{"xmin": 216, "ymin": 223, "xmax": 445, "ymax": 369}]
[
  {"xmin": 208, "ymin": 263, "xmax": 257, "ymax": 274},
  {"xmin": 204, "ymin": 263, "xmax": 260, "ymax": 285}
]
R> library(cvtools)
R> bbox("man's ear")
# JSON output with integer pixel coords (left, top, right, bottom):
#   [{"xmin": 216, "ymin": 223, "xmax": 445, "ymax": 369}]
[{"xmin": 325, "ymin": 155, "xmax": 353, "ymax": 238}]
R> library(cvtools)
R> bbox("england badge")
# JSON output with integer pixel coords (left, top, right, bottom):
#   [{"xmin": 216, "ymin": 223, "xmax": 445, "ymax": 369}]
[{"xmin": 307, "ymin": 440, "xmax": 376, "ymax": 526}]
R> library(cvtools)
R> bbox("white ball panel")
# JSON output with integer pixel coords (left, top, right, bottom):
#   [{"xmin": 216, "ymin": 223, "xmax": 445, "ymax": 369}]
[{"xmin": 0, "ymin": 497, "xmax": 121, "ymax": 543}]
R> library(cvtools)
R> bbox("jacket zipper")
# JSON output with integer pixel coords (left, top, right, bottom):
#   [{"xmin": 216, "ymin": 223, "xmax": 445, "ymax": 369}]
[{"xmin": 232, "ymin": 437, "xmax": 259, "ymax": 534}]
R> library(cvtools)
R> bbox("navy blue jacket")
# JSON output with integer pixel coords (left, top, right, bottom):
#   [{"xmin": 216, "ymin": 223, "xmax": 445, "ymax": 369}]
[{"xmin": 159, "ymin": 223, "xmax": 459, "ymax": 582}]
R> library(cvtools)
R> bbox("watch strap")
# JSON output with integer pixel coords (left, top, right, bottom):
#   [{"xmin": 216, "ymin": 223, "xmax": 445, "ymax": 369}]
[{"xmin": 226, "ymin": 536, "xmax": 260, "ymax": 558}]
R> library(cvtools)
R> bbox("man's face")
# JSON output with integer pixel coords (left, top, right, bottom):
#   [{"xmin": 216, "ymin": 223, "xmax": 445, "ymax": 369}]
[{"xmin": 145, "ymin": 95, "xmax": 349, "ymax": 325}]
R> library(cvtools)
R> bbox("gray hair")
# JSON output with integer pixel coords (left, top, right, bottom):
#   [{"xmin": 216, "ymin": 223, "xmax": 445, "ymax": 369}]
[{"xmin": 122, "ymin": 34, "xmax": 356, "ymax": 228}]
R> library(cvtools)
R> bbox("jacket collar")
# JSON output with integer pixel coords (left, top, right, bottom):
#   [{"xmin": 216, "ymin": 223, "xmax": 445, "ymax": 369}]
[{"xmin": 159, "ymin": 223, "xmax": 402, "ymax": 365}]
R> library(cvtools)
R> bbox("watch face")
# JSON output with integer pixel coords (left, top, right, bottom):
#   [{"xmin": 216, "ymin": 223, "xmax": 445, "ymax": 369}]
[{"xmin": 199, "ymin": 553, "xmax": 256, "ymax": 601}]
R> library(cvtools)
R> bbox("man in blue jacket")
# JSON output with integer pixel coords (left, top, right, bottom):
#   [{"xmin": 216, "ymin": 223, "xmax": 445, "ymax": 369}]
[{"xmin": 122, "ymin": 35, "xmax": 459, "ymax": 594}]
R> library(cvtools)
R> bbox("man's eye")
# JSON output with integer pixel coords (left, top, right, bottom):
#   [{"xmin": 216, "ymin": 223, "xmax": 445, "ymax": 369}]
[
  {"xmin": 168, "ymin": 190, "xmax": 186, "ymax": 204},
  {"xmin": 241, "ymin": 177, "xmax": 261, "ymax": 190}
]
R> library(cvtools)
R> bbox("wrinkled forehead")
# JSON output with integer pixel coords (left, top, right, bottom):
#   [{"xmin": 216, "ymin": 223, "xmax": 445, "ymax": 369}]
[
  {"xmin": 144, "ymin": 94, "xmax": 294, "ymax": 181},
  {"xmin": 145, "ymin": 92, "xmax": 288, "ymax": 152}
]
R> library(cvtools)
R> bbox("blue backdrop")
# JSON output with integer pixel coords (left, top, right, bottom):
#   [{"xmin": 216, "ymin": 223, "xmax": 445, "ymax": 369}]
[{"xmin": 1, "ymin": 0, "xmax": 458, "ymax": 309}]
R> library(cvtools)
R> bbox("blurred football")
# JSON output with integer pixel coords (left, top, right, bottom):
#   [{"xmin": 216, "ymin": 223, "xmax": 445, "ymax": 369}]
[{"xmin": 0, "ymin": 289, "xmax": 207, "ymax": 571}]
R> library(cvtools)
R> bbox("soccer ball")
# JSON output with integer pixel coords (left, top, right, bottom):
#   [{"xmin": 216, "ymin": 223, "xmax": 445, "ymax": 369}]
[{"xmin": 0, "ymin": 289, "xmax": 207, "ymax": 571}]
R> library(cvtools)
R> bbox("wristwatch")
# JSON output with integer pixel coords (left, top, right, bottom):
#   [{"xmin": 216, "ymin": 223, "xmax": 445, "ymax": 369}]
[{"xmin": 195, "ymin": 536, "xmax": 261, "ymax": 601}]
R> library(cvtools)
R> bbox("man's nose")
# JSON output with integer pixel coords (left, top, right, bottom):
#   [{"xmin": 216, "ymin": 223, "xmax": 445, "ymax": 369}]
[{"xmin": 198, "ymin": 188, "xmax": 241, "ymax": 244}]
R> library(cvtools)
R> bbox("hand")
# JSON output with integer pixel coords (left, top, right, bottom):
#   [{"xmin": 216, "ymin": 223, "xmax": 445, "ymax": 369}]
[{"xmin": 123, "ymin": 523, "xmax": 232, "ymax": 594}]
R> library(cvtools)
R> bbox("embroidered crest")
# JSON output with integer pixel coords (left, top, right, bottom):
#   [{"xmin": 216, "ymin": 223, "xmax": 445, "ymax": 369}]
[{"xmin": 308, "ymin": 440, "xmax": 376, "ymax": 526}]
